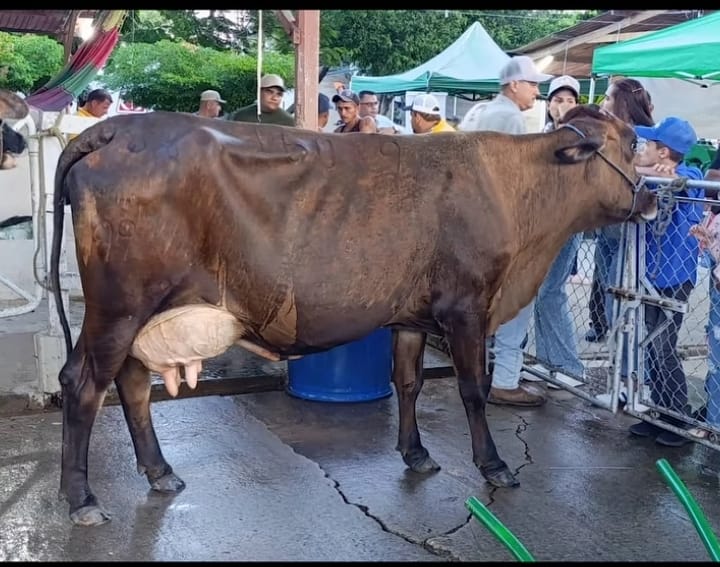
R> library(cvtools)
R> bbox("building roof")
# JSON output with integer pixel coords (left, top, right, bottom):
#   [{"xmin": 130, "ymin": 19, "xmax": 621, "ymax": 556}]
[
  {"xmin": 0, "ymin": 10, "xmax": 96, "ymax": 40},
  {"xmin": 511, "ymin": 10, "xmax": 715, "ymax": 77}
]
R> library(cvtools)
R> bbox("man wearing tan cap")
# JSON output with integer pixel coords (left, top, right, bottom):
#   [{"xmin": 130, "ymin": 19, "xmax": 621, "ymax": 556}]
[
  {"xmin": 462, "ymin": 55, "xmax": 554, "ymax": 408},
  {"xmin": 196, "ymin": 89, "xmax": 226, "ymax": 118},
  {"xmin": 227, "ymin": 73, "xmax": 295, "ymax": 126}
]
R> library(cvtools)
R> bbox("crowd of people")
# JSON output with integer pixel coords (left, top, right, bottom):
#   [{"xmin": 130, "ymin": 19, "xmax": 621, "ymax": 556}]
[{"xmin": 67, "ymin": 62, "xmax": 720, "ymax": 447}]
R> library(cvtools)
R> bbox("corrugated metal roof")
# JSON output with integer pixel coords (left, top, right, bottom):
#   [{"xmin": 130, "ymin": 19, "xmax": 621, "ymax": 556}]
[
  {"xmin": 511, "ymin": 10, "xmax": 716, "ymax": 77},
  {"xmin": 0, "ymin": 10, "xmax": 96, "ymax": 39}
]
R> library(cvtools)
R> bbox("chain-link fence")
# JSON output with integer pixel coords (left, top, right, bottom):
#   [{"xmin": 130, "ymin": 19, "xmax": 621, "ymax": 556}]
[{"xmin": 524, "ymin": 176, "xmax": 720, "ymax": 450}]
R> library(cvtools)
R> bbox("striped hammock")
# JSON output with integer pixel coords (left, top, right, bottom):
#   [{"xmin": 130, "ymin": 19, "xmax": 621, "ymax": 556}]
[{"xmin": 25, "ymin": 10, "xmax": 127, "ymax": 112}]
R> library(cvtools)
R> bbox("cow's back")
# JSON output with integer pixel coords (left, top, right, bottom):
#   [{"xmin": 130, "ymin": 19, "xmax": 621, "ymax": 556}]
[{"xmin": 63, "ymin": 114, "xmax": 512, "ymax": 350}]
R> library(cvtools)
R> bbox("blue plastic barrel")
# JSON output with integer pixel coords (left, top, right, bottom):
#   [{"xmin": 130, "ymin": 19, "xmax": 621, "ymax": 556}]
[{"xmin": 287, "ymin": 327, "xmax": 393, "ymax": 402}]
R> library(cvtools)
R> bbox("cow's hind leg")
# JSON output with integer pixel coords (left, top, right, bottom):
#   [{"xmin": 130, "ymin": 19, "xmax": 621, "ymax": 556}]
[
  {"xmin": 115, "ymin": 356, "xmax": 186, "ymax": 493},
  {"xmin": 440, "ymin": 302, "xmax": 518, "ymax": 488},
  {"xmin": 392, "ymin": 329, "xmax": 440, "ymax": 473},
  {"xmin": 59, "ymin": 319, "xmax": 143, "ymax": 526}
]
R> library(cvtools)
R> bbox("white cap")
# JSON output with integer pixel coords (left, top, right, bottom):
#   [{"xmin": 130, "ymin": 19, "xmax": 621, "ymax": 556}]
[
  {"xmin": 260, "ymin": 74, "xmax": 286, "ymax": 91},
  {"xmin": 200, "ymin": 90, "xmax": 226, "ymax": 103},
  {"xmin": 499, "ymin": 56, "xmax": 554, "ymax": 85},
  {"xmin": 407, "ymin": 93, "xmax": 442, "ymax": 116},
  {"xmin": 547, "ymin": 75, "xmax": 580, "ymax": 99}
]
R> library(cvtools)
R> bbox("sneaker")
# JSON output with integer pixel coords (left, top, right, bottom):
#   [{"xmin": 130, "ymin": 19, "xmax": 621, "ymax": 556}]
[
  {"xmin": 687, "ymin": 427, "xmax": 709, "ymax": 439},
  {"xmin": 594, "ymin": 385, "xmax": 627, "ymax": 406},
  {"xmin": 629, "ymin": 420, "xmax": 663, "ymax": 438},
  {"xmin": 656, "ymin": 430, "xmax": 693, "ymax": 447}
]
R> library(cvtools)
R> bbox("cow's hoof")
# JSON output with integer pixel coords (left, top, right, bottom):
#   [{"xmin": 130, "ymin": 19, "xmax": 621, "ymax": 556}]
[
  {"xmin": 149, "ymin": 472, "xmax": 186, "ymax": 493},
  {"xmin": 69, "ymin": 504, "xmax": 112, "ymax": 526},
  {"xmin": 403, "ymin": 450, "xmax": 441, "ymax": 474},
  {"xmin": 481, "ymin": 465, "xmax": 520, "ymax": 488}
]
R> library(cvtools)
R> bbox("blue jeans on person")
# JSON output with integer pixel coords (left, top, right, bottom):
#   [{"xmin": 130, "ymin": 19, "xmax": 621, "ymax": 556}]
[
  {"xmin": 705, "ymin": 274, "xmax": 720, "ymax": 427},
  {"xmin": 490, "ymin": 301, "xmax": 535, "ymax": 390},
  {"xmin": 588, "ymin": 227, "xmax": 622, "ymax": 333},
  {"xmin": 534, "ymin": 234, "xmax": 584, "ymax": 377}
]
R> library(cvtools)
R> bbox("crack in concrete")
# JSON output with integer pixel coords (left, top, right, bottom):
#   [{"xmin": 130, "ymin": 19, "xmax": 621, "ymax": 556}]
[
  {"xmin": 486, "ymin": 413, "xmax": 533, "ymax": 509},
  {"xmin": 318, "ymin": 465, "xmax": 464, "ymax": 561}
]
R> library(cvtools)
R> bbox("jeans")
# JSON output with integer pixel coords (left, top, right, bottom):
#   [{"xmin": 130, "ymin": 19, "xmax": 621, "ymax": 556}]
[
  {"xmin": 490, "ymin": 301, "xmax": 534, "ymax": 390},
  {"xmin": 588, "ymin": 228, "xmax": 621, "ymax": 333},
  {"xmin": 534, "ymin": 234, "xmax": 584, "ymax": 377},
  {"xmin": 705, "ymin": 277, "xmax": 720, "ymax": 426},
  {"xmin": 644, "ymin": 281, "xmax": 694, "ymax": 417}
]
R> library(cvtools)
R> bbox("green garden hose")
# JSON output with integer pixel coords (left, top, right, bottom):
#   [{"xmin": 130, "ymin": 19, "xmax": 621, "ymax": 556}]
[
  {"xmin": 656, "ymin": 458, "xmax": 720, "ymax": 562},
  {"xmin": 465, "ymin": 496, "xmax": 535, "ymax": 562}
]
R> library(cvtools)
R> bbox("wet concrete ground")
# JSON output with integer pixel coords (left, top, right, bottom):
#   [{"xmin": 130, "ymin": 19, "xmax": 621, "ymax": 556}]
[{"xmin": 3, "ymin": 372, "xmax": 720, "ymax": 562}]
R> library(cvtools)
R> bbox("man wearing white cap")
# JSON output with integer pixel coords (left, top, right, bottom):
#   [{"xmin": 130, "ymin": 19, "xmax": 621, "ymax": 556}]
[
  {"xmin": 196, "ymin": 89, "xmax": 226, "ymax": 118},
  {"xmin": 227, "ymin": 73, "xmax": 295, "ymax": 126},
  {"xmin": 406, "ymin": 93, "xmax": 455, "ymax": 134},
  {"xmin": 464, "ymin": 55, "xmax": 553, "ymax": 407}
]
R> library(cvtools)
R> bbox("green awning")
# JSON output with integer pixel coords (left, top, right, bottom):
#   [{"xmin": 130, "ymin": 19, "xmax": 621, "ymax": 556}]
[{"xmin": 592, "ymin": 11, "xmax": 720, "ymax": 80}]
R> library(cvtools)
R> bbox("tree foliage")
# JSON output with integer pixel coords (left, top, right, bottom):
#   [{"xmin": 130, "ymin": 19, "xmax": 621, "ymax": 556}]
[
  {"xmin": 318, "ymin": 10, "xmax": 600, "ymax": 76},
  {"xmin": 102, "ymin": 40, "xmax": 294, "ymax": 112},
  {"xmin": 0, "ymin": 32, "xmax": 63, "ymax": 94},
  {"xmin": 0, "ymin": 9, "xmax": 598, "ymax": 110},
  {"xmin": 120, "ymin": 10, "xmax": 256, "ymax": 53}
]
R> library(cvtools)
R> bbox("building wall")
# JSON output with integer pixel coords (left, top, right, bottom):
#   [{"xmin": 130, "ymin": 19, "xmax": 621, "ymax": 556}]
[{"xmin": 0, "ymin": 152, "xmax": 80, "ymax": 302}]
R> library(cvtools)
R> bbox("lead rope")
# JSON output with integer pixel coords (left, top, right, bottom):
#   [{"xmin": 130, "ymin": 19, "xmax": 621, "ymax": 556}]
[{"xmin": 561, "ymin": 123, "xmax": 643, "ymax": 221}]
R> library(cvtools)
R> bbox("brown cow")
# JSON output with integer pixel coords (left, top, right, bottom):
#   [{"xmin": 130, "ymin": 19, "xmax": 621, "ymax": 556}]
[{"xmin": 51, "ymin": 104, "xmax": 656, "ymax": 526}]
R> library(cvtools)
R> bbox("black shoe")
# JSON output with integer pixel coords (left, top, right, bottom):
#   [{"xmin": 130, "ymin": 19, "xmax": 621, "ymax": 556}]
[
  {"xmin": 629, "ymin": 420, "xmax": 663, "ymax": 438},
  {"xmin": 656, "ymin": 430, "xmax": 693, "ymax": 447},
  {"xmin": 584, "ymin": 327, "xmax": 607, "ymax": 343}
]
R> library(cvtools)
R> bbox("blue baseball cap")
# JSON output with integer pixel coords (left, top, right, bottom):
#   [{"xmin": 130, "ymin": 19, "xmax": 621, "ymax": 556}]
[{"xmin": 634, "ymin": 117, "xmax": 697, "ymax": 155}]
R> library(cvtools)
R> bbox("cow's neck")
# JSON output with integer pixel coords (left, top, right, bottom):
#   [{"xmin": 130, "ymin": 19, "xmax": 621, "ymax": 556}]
[{"xmin": 486, "ymin": 135, "xmax": 623, "ymax": 332}]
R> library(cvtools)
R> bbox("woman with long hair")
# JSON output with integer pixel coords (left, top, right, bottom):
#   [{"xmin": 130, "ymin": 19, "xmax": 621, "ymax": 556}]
[{"xmin": 585, "ymin": 78, "xmax": 654, "ymax": 342}]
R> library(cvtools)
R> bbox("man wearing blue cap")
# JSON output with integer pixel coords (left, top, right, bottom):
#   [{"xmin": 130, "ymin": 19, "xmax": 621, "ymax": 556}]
[{"xmin": 629, "ymin": 116, "xmax": 704, "ymax": 446}]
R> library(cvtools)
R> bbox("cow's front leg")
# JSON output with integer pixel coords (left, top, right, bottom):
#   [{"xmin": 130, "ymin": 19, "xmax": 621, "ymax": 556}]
[
  {"xmin": 392, "ymin": 329, "xmax": 440, "ymax": 473},
  {"xmin": 442, "ymin": 304, "xmax": 518, "ymax": 488},
  {"xmin": 115, "ymin": 356, "xmax": 186, "ymax": 493}
]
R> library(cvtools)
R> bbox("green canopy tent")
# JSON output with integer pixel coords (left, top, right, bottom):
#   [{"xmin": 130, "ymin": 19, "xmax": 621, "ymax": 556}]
[
  {"xmin": 349, "ymin": 21, "xmax": 511, "ymax": 96},
  {"xmin": 591, "ymin": 10, "xmax": 720, "ymax": 160},
  {"xmin": 592, "ymin": 11, "xmax": 720, "ymax": 81}
]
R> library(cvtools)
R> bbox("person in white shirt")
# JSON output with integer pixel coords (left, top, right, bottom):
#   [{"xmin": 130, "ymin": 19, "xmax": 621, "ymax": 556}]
[
  {"xmin": 358, "ymin": 90, "xmax": 409, "ymax": 134},
  {"xmin": 460, "ymin": 55, "xmax": 553, "ymax": 407}
]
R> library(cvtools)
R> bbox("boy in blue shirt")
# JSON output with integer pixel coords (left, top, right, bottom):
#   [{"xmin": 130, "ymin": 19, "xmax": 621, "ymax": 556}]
[{"xmin": 629, "ymin": 117, "xmax": 704, "ymax": 447}]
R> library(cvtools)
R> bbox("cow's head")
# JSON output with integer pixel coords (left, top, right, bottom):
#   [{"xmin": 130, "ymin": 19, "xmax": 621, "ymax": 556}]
[{"xmin": 555, "ymin": 104, "xmax": 657, "ymax": 223}]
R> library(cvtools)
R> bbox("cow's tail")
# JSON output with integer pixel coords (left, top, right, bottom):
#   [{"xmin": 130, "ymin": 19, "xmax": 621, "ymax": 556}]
[{"xmin": 51, "ymin": 120, "xmax": 118, "ymax": 359}]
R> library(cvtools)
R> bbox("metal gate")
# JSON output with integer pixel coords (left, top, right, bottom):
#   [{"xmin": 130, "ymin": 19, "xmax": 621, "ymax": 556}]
[
  {"xmin": 524, "ymin": 176, "xmax": 720, "ymax": 451},
  {"xmin": 0, "ymin": 115, "xmax": 44, "ymax": 319}
]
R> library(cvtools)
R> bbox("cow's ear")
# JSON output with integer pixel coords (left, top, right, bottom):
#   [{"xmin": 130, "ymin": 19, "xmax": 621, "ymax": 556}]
[{"xmin": 554, "ymin": 136, "xmax": 604, "ymax": 163}]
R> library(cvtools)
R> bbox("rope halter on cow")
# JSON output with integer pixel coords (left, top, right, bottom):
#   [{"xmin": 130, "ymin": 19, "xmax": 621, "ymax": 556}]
[{"xmin": 561, "ymin": 122, "xmax": 645, "ymax": 223}]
